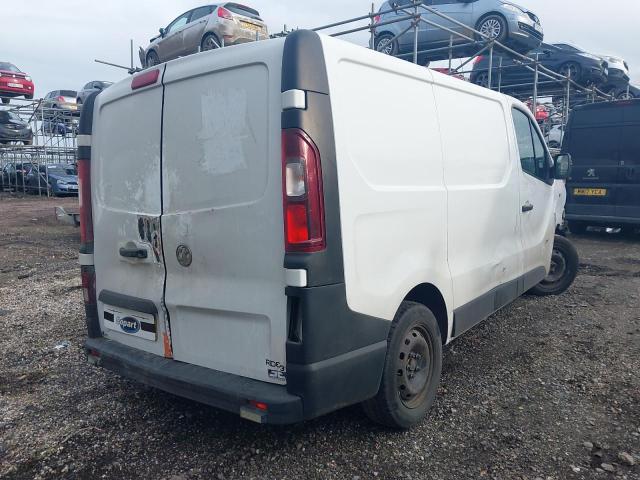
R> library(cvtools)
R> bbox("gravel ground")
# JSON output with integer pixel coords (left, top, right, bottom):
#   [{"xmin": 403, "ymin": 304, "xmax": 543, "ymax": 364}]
[{"xmin": 1, "ymin": 195, "xmax": 639, "ymax": 480}]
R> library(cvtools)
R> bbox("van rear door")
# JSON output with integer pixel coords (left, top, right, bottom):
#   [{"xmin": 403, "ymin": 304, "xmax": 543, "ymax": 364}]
[
  {"xmin": 92, "ymin": 67, "xmax": 170, "ymax": 357},
  {"xmin": 160, "ymin": 42, "xmax": 288, "ymax": 385},
  {"xmin": 566, "ymin": 107, "xmax": 621, "ymax": 218}
]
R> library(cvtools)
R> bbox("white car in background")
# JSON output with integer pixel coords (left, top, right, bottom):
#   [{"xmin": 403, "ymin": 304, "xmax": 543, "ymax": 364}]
[{"xmin": 545, "ymin": 124, "xmax": 564, "ymax": 149}]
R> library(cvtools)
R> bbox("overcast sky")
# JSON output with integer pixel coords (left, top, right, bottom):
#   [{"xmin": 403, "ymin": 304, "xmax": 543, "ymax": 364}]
[{"xmin": 4, "ymin": 0, "xmax": 640, "ymax": 98}]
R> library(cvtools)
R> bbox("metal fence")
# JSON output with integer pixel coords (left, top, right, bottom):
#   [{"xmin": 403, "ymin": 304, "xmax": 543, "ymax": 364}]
[{"xmin": 0, "ymin": 95, "xmax": 78, "ymax": 197}]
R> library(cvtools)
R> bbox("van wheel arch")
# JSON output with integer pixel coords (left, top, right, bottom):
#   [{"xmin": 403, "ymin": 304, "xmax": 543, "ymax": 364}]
[{"xmin": 403, "ymin": 283, "xmax": 449, "ymax": 344}]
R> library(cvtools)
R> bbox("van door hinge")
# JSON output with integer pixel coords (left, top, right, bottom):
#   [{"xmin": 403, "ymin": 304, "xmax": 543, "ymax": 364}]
[{"xmin": 282, "ymin": 89, "xmax": 306, "ymax": 111}]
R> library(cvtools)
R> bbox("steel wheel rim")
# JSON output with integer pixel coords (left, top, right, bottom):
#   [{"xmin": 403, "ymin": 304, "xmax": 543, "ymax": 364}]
[
  {"xmin": 543, "ymin": 248, "xmax": 567, "ymax": 284},
  {"xmin": 619, "ymin": 92, "xmax": 633, "ymax": 100},
  {"xmin": 377, "ymin": 38, "xmax": 394, "ymax": 55},
  {"xmin": 203, "ymin": 36, "xmax": 219, "ymax": 51},
  {"xmin": 396, "ymin": 326, "xmax": 433, "ymax": 409},
  {"xmin": 480, "ymin": 18, "xmax": 502, "ymax": 39}
]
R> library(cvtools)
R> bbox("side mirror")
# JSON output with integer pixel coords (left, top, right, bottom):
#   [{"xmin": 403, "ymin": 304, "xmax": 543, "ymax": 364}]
[
  {"xmin": 159, "ymin": 27, "xmax": 166, "ymax": 37},
  {"xmin": 554, "ymin": 153, "xmax": 571, "ymax": 180},
  {"xmin": 94, "ymin": 85, "xmax": 103, "ymax": 91}
]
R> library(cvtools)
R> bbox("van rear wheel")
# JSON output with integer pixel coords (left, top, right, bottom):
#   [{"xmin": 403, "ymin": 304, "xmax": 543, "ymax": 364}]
[
  {"xmin": 362, "ymin": 301, "xmax": 442, "ymax": 429},
  {"xmin": 529, "ymin": 235, "xmax": 579, "ymax": 296}
]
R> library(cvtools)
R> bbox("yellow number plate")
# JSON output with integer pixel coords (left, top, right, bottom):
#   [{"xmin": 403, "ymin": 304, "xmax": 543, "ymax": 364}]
[
  {"xmin": 573, "ymin": 188, "xmax": 607, "ymax": 197},
  {"xmin": 241, "ymin": 21, "xmax": 262, "ymax": 33}
]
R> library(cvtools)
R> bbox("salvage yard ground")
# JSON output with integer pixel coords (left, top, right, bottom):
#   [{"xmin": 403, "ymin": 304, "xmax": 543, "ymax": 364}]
[{"xmin": 0, "ymin": 195, "xmax": 639, "ymax": 480}]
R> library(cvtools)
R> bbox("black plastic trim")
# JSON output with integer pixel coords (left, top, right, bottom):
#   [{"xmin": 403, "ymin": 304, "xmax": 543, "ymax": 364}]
[
  {"xmin": 98, "ymin": 290, "xmax": 159, "ymax": 316},
  {"xmin": 565, "ymin": 213, "xmax": 640, "ymax": 225},
  {"xmin": 85, "ymin": 338, "xmax": 303, "ymax": 424},
  {"xmin": 453, "ymin": 267, "xmax": 546, "ymax": 337},
  {"xmin": 281, "ymin": 30, "xmax": 329, "ymax": 95}
]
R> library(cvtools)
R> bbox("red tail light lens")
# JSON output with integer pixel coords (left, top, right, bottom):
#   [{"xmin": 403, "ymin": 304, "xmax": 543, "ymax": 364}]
[
  {"xmin": 473, "ymin": 55, "xmax": 484, "ymax": 65},
  {"xmin": 218, "ymin": 7, "xmax": 233, "ymax": 20},
  {"xmin": 78, "ymin": 159, "xmax": 93, "ymax": 244},
  {"xmin": 374, "ymin": 14, "xmax": 381, "ymax": 23},
  {"xmin": 131, "ymin": 69, "xmax": 160, "ymax": 90},
  {"xmin": 81, "ymin": 267, "xmax": 97, "ymax": 305},
  {"xmin": 57, "ymin": 96, "xmax": 65, "ymax": 102},
  {"xmin": 282, "ymin": 129, "xmax": 325, "ymax": 253}
]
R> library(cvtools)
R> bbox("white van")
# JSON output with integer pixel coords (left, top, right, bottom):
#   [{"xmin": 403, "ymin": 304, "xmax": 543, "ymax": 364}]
[{"xmin": 78, "ymin": 30, "xmax": 577, "ymax": 429}]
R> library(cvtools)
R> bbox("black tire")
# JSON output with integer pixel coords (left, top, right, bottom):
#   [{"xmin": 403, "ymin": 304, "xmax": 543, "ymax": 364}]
[
  {"xmin": 617, "ymin": 90, "xmax": 635, "ymax": 100},
  {"xmin": 375, "ymin": 33, "xmax": 398, "ymax": 57},
  {"xmin": 476, "ymin": 14, "xmax": 508, "ymax": 43},
  {"xmin": 529, "ymin": 235, "xmax": 579, "ymax": 296},
  {"xmin": 568, "ymin": 220, "xmax": 587, "ymax": 235},
  {"xmin": 362, "ymin": 301, "xmax": 442, "ymax": 429},
  {"xmin": 25, "ymin": 94, "xmax": 33, "ymax": 100},
  {"xmin": 473, "ymin": 71, "xmax": 491, "ymax": 88},
  {"xmin": 201, "ymin": 33, "xmax": 221, "ymax": 51},
  {"xmin": 559, "ymin": 62, "xmax": 582, "ymax": 82},
  {"xmin": 23, "ymin": 139, "xmax": 32, "ymax": 146},
  {"xmin": 1, "ymin": 97, "xmax": 9, "ymax": 105},
  {"xmin": 146, "ymin": 50, "xmax": 160, "ymax": 67}
]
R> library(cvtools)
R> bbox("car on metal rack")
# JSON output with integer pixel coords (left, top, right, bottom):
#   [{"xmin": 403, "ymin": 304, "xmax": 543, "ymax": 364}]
[
  {"xmin": 42, "ymin": 90, "xmax": 80, "ymax": 119},
  {"xmin": 77, "ymin": 81, "xmax": 114, "ymax": 106},
  {"xmin": 373, "ymin": 0, "xmax": 543, "ymax": 64},
  {"xmin": 25, "ymin": 163, "xmax": 79, "ymax": 196},
  {"xmin": 0, "ymin": 62, "xmax": 34, "ymax": 104},
  {"xmin": 597, "ymin": 54, "xmax": 629, "ymax": 94},
  {"xmin": 470, "ymin": 42, "xmax": 608, "ymax": 93},
  {"xmin": 0, "ymin": 110, "xmax": 33, "ymax": 145},
  {"xmin": 1, "ymin": 162, "xmax": 35, "ymax": 190},
  {"xmin": 614, "ymin": 83, "xmax": 639, "ymax": 100},
  {"xmin": 140, "ymin": 3, "xmax": 269, "ymax": 67}
]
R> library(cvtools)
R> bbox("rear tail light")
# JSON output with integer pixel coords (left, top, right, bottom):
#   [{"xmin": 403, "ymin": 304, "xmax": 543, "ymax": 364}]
[
  {"xmin": 81, "ymin": 267, "xmax": 97, "ymax": 305},
  {"xmin": 57, "ymin": 96, "xmax": 65, "ymax": 102},
  {"xmin": 249, "ymin": 400, "xmax": 268, "ymax": 412},
  {"xmin": 131, "ymin": 69, "xmax": 160, "ymax": 90},
  {"xmin": 473, "ymin": 55, "xmax": 484, "ymax": 65},
  {"xmin": 78, "ymin": 159, "xmax": 93, "ymax": 244},
  {"xmin": 373, "ymin": 14, "xmax": 381, "ymax": 24},
  {"xmin": 282, "ymin": 129, "xmax": 325, "ymax": 253},
  {"xmin": 217, "ymin": 7, "xmax": 233, "ymax": 20}
]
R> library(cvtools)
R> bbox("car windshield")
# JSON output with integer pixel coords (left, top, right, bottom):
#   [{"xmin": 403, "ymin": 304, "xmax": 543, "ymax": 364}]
[
  {"xmin": 554, "ymin": 43, "xmax": 583, "ymax": 53},
  {"xmin": 0, "ymin": 62, "xmax": 21, "ymax": 73},
  {"xmin": 59, "ymin": 90, "xmax": 77, "ymax": 97},
  {"xmin": 224, "ymin": 3, "xmax": 262, "ymax": 20},
  {"xmin": 44, "ymin": 166, "xmax": 73, "ymax": 176},
  {"xmin": 0, "ymin": 111, "xmax": 23, "ymax": 122}
]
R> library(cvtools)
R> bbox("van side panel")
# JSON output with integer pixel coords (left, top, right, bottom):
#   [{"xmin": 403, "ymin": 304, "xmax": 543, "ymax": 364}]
[
  {"xmin": 160, "ymin": 42, "xmax": 287, "ymax": 385},
  {"xmin": 321, "ymin": 39, "xmax": 453, "ymax": 334},
  {"xmin": 92, "ymin": 76, "xmax": 169, "ymax": 357},
  {"xmin": 433, "ymin": 82, "xmax": 523, "ymax": 323}
]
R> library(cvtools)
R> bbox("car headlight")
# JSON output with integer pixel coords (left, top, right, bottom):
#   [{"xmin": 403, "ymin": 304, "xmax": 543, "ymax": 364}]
[
  {"xmin": 25, "ymin": 76, "xmax": 32, "ymax": 82},
  {"xmin": 502, "ymin": 4, "xmax": 525, "ymax": 14},
  {"xmin": 58, "ymin": 180, "xmax": 67, "ymax": 185}
]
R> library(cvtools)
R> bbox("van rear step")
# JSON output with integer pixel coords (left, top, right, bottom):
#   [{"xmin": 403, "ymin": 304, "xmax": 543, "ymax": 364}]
[{"xmin": 84, "ymin": 338, "xmax": 303, "ymax": 424}]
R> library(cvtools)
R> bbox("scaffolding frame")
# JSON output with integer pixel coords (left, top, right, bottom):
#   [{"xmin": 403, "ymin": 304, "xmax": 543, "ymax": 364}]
[
  {"xmin": 312, "ymin": 0, "xmax": 616, "ymax": 133},
  {"xmin": 0, "ymin": 95, "xmax": 78, "ymax": 197}
]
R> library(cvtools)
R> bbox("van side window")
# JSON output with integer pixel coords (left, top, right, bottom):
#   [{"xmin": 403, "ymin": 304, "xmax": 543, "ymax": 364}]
[{"xmin": 512, "ymin": 108, "xmax": 550, "ymax": 182}]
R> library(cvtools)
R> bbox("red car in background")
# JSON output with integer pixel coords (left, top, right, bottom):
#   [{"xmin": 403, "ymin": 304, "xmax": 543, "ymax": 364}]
[
  {"xmin": 525, "ymin": 100, "xmax": 550, "ymax": 123},
  {"xmin": 0, "ymin": 62, "xmax": 34, "ymax": 104}
]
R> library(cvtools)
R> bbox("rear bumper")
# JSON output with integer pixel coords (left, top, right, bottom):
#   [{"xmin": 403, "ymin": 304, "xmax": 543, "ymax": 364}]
[
  {"xmin": 85, "ymin": 337, "xmax": 304, "ymax": 424},
  {"xmin": 566, "ymin": 213, "xmax": 640, "ymax": 226}
]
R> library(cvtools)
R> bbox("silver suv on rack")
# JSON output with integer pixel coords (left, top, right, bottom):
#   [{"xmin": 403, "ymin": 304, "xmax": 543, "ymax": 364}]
[
  {"xmin": 140, "ymin": 3, "xmax": 268, "ymax": 67},
  {"xmin": 373, "ymin": 0, "xmax": 543, "ymax": 64}
]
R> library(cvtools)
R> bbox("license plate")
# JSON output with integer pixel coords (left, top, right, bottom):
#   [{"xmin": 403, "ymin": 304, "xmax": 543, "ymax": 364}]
[
  {"xmin": 103, "ymin": 306, "xmax": 156, "ymax": 341},
  {"xmin": 240, "ymin": 21, "xmax": 262, "ymax": 33},
  {"xmin": 533, "ymin": 23, "xmax": 542, "ymax": 33},
  {"xmin": 574, "ymin": 188, "xmax": 607, "ymax": 197},
  {"xmin": 69, "ymin": 185, "xmax": 78, "ymax": 190},
  {"xmin": 8, "ymin": 83, "xmax": 22, "ymax": 88}
]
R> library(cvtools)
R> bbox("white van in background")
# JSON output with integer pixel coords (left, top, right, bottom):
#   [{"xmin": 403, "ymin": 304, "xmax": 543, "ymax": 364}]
[{"xmin": 77, "ymin": 31, "xmax": 577, "ymax": 429}]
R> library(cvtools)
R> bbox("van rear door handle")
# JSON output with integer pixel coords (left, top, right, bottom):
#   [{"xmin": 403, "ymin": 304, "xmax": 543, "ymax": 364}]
[
  {"xmin": 522, "ymin": 202, "xmax": 534, "ymax": 213},
  {"xmin": 119, "ymin": 247, "xmax": 148, "ymax": 259}
]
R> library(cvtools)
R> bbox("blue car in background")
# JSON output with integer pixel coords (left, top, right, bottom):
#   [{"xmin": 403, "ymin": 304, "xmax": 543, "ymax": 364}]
[{"xmin": 26, "ymin": 163, "xmax": 78, "ymax": 196}]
